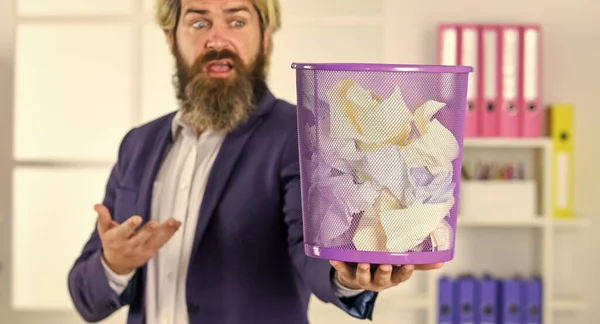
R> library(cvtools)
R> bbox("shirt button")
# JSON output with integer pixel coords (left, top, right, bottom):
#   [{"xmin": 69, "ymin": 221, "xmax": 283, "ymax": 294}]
[
  {"xmin": 181, "ymin": 184, "xmax": 188, "ymax": 190},
  {"xmin": 167, "ymin": 273, "xmax": 174, "ymax": 280}
]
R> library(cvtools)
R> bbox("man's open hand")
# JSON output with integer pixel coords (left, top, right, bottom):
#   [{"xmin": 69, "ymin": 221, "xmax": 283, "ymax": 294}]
[
  {"xmin": 330, "ymin": 261, "xmax": 444, "ymax": 292},
  {"xmin": 95, "ymin": 204, "xmax": 181, "ymax": 275}
]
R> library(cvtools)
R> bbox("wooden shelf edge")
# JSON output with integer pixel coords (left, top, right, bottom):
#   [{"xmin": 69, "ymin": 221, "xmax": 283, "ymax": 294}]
[
  {"xmin": 463, "ymin": 138, "xmax": 552, "ymax": 149},
  {"xmin": 551, "ymin": 218, "xmax": 590, "ymax": 228},
  {"xmin": 457, "ymin": 217, "xmax": 544, "ymax": 227},
  {"xmin": 551, "ymin": 297, "xmax": 588, "ymax": 312}
]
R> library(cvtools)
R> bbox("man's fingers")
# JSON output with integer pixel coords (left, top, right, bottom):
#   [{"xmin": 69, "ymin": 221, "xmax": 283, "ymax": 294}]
[
  {"xmin": 414, "ymin": 263, "xmax": 444, "ymax": 271},
  {"xmin": 373, "ymin": 264, "xmax": 393, "ymax": 287},
  {"xmin": 111, "ymin": 215, "xmax": 143, "ymax": 239},
  {"xmin": 95, "ymin": 204, "xmax": 113, "ymax": 234},
  {"xmin": 130, "ymin": 220, "xmax": 159, "ymax": 246},
  {"xmin": 391, "ymin": 264, "xmax": 415, "ymax": 284},
  {"xmin": 329, "ymin": 261, "xmax": 354, "ymax": 281},
  {"xmin": 145, "ymin": 218, "xmax": 181, "ymax": 250},
  {"xmin": 356, "ymin": 263, "xmax": 372, "ymax": 286}
]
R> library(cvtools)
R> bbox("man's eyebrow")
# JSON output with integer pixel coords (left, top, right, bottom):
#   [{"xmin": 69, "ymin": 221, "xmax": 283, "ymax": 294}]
[
  {"xmin": 183, "ymin": 6, "xmax": 251, "ymax": 16},
  {"xmin": 224, "ymin": 6, "xmax": 251, "ymax": 15},
  {"xmin": 184, "ymin": 8, "xmax": 208, "ymax": 16}
]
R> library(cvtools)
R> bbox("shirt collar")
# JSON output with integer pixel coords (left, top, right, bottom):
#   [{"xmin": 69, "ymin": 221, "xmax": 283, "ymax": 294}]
[{"xmin": 171, "ymin": 110, "xmax": 187, "ymax": 139}]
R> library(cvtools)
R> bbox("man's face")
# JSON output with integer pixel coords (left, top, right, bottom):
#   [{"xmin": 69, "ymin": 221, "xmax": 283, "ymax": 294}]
[{"xmin": 170, "ymin": 0, "xmax": 270, "ymax": 133}]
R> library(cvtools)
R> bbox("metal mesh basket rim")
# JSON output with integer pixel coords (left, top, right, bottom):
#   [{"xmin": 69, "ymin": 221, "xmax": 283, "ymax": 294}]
[{"xmin": 291, "ymin": 62, "xmax": 473, "ymax": 74}]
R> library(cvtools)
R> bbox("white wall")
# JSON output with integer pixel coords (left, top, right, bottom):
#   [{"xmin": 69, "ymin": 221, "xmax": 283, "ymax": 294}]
[{"xmin": 1, "ymin": 0, "xmax": 598, "ymax": 323}]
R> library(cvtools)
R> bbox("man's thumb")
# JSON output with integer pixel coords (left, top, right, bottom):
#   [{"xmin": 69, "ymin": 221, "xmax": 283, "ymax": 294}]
[{"xmin": 95, "ymin": 204, "xmax": 112, "ymax": 233}]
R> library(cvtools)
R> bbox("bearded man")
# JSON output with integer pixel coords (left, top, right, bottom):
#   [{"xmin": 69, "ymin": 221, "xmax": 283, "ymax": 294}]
[{"xmin": 67, "ymin": 1, "xmax": 442, "ymax": 323}]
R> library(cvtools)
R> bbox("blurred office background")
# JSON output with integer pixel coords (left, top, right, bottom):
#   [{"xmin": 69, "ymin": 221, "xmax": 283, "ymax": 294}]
[{"xmin": 0, "ymin": 0, "xmax": 598, "ymax": 323}]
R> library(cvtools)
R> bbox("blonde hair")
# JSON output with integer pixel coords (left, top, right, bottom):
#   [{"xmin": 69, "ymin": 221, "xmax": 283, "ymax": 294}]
[{"xmin": 156, "ymin": 0, "xmax": 281, "ymax": 53}]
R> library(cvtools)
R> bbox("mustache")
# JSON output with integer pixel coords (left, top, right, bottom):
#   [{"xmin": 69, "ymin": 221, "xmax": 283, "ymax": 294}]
[{"xmin": 188, "ymin": 49, "xmax": 246, "ymax": 76}]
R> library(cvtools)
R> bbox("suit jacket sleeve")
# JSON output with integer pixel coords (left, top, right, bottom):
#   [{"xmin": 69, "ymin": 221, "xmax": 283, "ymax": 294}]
[
  {"xmin": 280, "ymin": 129, "xmax": 378, "ymax": 320},
  {"xmin": 67, "ymin": 129, "xmax": 138, "ymax": 323}
]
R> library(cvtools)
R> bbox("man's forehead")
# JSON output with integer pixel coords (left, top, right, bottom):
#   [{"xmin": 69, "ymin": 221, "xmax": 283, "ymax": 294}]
[{"xmin": 180, "ymin": 0, "xmax": 255, "ymax": 11}]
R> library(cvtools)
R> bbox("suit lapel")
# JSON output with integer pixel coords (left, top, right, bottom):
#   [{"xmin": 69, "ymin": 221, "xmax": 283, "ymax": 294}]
[
  {"xmin": 124, "ymin": 114, "xmax": 175, "ymax": 315},
  {"xmin": 137, "ymin": 115, "xmax": 175, "ymax": 222},
  {"xmin": 191, "ymin": 91, "xmax": 277, "ymax": 257},
  {"xmin": 190, "ymin": 117, "xmax": 264, "ymax": 256}
]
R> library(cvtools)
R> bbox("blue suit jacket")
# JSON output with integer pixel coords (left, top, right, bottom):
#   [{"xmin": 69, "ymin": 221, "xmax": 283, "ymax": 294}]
[{"xmin": 67, "ymin": 90, "xmax": 378, "ymax": 323}]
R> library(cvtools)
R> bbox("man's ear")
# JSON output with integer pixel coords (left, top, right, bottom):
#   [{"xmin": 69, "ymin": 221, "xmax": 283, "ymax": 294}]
[
  {"xmin": 165, "ymin": 29, "xmax": 175, "ymax": 50},
  {"xmin": 262, "ymin": 27, "xmax": 272, "ymax": 54}
]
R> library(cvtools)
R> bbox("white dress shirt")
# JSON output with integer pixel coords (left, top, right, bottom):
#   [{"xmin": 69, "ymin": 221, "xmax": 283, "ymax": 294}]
[{"xmin": 101, "ymin": 111, "xmax": 364, "ymax": 324}]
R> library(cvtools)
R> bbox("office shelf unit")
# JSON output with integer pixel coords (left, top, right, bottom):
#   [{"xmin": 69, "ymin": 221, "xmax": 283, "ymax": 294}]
[{"xmin": 421, "ymin": 137, "xmax": 587, "ymax": 324}]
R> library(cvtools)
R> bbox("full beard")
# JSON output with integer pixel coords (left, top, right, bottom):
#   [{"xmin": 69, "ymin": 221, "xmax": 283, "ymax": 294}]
[{"xmin": 172, "ymin": 46, "xmax": 267, "ymax": 133}]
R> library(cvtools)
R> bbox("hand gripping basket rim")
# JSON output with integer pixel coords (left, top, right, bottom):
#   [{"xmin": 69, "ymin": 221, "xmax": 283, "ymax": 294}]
[{"xmin": 291, "ymin": 62, "xmax": 473, "ymax": 74}]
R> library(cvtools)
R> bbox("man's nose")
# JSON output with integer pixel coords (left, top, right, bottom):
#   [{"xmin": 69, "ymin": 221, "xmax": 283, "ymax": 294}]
[{"xmin": 205, "ymin": 24, "xmax": 230, "ymax": 51}]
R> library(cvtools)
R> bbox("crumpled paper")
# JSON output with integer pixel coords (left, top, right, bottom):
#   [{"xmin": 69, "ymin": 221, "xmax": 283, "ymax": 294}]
[
  {"xmin": 327, "ymin": 80, "xmax": 414, "ymax": 146},
  {"xmin": 308, "ymin": 173, "xmax": 379, "ymax": 246},
  {"xmin": 306, "ymin": 79, "xmax": 460, "ymax": 253},
  {"xmin": 379, "ymin": 198, "xmax": 454, "ymax": 252}
]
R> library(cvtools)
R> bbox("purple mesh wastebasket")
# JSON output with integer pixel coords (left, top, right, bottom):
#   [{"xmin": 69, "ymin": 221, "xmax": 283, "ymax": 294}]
[{"xmin": 292, "ymin": 63, "xmax": 473, "ymax": 265}]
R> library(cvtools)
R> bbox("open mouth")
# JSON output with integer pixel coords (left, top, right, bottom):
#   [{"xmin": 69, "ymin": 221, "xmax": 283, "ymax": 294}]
[{"xmin": 205, "ymin": 59, "xmax": 234, "ymax": 74}]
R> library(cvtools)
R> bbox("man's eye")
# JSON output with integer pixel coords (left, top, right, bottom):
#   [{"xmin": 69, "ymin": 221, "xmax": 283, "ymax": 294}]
[
  {"xmin": 230, "ymin": 20, "xmax": 245, "ymax": 28},
  {"xmin": 192, "ymin": 20, "xmax": 208, "ymax": 28}
]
